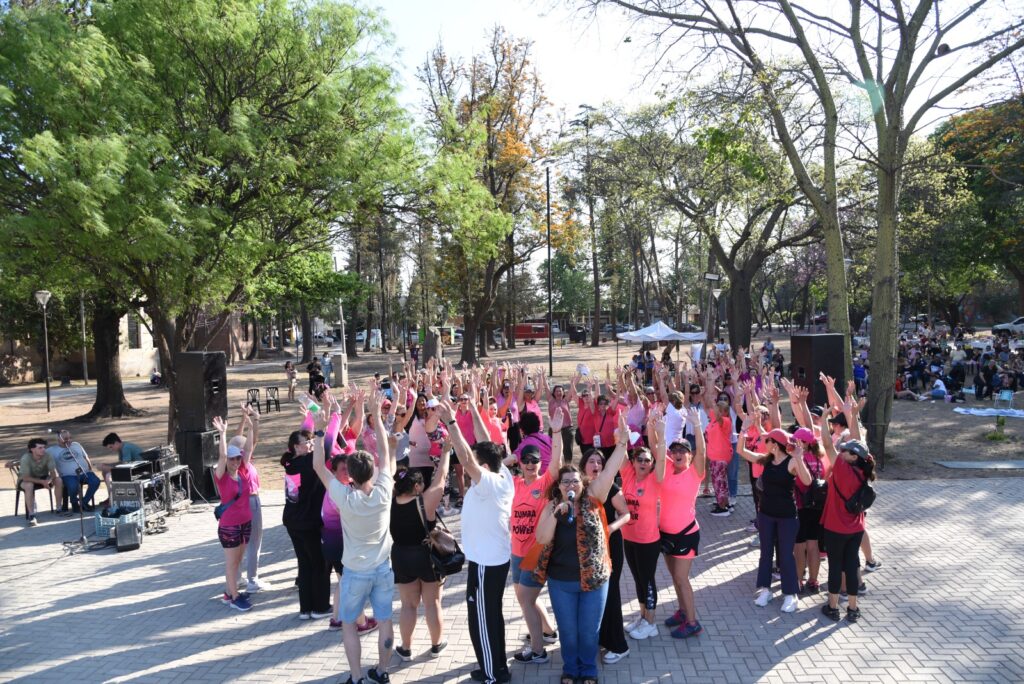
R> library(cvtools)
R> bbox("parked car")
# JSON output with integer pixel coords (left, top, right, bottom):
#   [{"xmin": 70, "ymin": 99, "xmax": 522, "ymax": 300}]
[
  {"xmin": 993, "ymin": 316, "xmax": 1024, "ymax": 334},
  {"xmin": 355, "ymin": 329, "xmax": 382, "ymax": 347},
  {"xmin": 566, "ymin": 324, "xmax": 590, "ymax": 343},
  {"xmin": 313, "ymin": 332, "xmax": 334, "ymax": 345},
  {"xmin": 677, "ymin": 323, "xmax": 702, "ymax": 333}
]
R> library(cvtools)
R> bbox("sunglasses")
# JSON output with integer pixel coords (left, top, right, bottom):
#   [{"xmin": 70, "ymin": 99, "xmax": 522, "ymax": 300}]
[
  {"xmin": 560, "ymin": 479, "xmax": 582, "ymax": 486},
  {"xmin": 634, "ymin": 457, "xmax": 654, "ymax": 464},
  {"xmin": 519, "ymin": 456, "xmax": 540, "ymax": 465},
  {"xmin": 689, "ymin": 390, "xmax": 701, "ymax": 394}
]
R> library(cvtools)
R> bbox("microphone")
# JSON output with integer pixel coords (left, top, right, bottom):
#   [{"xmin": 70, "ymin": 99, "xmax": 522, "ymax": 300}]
[{"xmin": 566, "ymin": 490, "xmax": 576, "ymax": 524}]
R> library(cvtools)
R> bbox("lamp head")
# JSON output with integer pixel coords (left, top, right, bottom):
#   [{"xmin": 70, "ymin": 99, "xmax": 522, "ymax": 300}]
[{"xmin": 34, "ymin": 290, "xmax": 51, "ymax": 308}]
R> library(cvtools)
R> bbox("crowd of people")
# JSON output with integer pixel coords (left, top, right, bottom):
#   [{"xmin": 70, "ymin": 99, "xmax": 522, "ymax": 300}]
[{"xmin": 207, "ymin": 343, "xmax": 881, "ymax": 684}]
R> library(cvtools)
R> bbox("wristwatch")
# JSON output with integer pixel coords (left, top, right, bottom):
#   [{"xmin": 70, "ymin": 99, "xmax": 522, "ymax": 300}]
[{"xmin": 314, "ymin": 430, "xmax": 324, "ymax": 437}]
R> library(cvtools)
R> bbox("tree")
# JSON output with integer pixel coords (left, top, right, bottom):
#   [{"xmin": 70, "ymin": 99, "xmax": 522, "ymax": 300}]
[
  {"xmin": 584, "ymin": 0, "xmax": 1024, "ymax": 456},
  {"xmin": 539, "ymin": 250, "xmax": 593, "ymax": 320},
  {"xmin": 420, "ymin": 27, "xmax": 549, "ymax": 364},
  {"xmin": 0, "ymin": 0, "xmax": 409, "ymax": 439},
  {"xmin": 937, "ymin": 96, "xmax": 1024, "ymax": 311}
]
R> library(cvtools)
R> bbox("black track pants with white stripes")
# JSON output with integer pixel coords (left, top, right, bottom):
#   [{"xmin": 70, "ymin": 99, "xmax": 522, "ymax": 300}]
[{"xmin": 466, "ymin": 560, "xmax": 510, "ymax": 683}]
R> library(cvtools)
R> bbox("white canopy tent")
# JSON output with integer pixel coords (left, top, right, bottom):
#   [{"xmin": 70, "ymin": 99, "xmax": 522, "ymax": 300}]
[{"xmin": 616, "ymin": 321, "xmax": 706, "ymax": 343}]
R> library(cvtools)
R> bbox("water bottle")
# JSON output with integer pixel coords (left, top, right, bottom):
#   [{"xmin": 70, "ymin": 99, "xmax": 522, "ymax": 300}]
[{"xmin": 301, "ymin": 396, "xmax": 321, "ymax": 413}]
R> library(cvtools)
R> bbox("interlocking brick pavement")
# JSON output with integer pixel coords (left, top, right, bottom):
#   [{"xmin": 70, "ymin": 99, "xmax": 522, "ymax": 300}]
[{"xmin": 1, "ymin": 477, "xmax": 1022, "ymax": 683}]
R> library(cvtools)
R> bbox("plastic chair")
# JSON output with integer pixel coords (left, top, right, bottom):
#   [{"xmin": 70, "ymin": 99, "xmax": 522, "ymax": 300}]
[
  {"xmin": 246, "ymin": 388, "xmax": 262, "ymax": 414},
  {"xmin": 993, "ymin": 389, "xmax": 1015, "ymax": 409},
  {"xmin": 8, "ymin": 461, "xmax": 56, "ymax": 519},
  {"xmin": 264, "ymin": 386, "xmax": 281, "ymax": 413}
]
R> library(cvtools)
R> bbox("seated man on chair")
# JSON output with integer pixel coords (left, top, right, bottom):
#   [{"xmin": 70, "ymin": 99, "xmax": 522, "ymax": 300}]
[
  {"xmin": 48, "ymin": 430, "xmax": 101, "ymax": 513},
  {"xmin": 99, "ymin": 432, "xmax": 144, "ymax": 503},
  {"xmin": 15, "ymin": 438, "xmax": 64, "ymax": 526}
]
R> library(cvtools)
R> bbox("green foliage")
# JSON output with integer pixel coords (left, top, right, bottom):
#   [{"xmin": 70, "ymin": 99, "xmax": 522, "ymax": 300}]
[{"xmin": 538, "ymin": 251, "xmax": 592, "ymax": 318}]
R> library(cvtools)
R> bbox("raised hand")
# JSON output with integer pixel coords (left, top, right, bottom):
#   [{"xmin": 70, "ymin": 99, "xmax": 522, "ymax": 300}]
[
  {"xmin": 550, "ymin": 408, "xmax": 565, "ymax": 432},
  {"xmin": 212, "ymin": 416, "xmax": 227, "ymax": 434}
]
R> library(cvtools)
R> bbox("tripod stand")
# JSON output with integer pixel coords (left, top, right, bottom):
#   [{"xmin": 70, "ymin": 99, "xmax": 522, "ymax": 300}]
[{"xmin": 62, "ymin": 484, "xmax": 93, "ymax": 555}]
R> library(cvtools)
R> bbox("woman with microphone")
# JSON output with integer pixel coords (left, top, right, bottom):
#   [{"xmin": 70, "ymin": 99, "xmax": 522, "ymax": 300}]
[{"xmin": 533, "ymin": 412, "xmax": 631, "ymax": 684}]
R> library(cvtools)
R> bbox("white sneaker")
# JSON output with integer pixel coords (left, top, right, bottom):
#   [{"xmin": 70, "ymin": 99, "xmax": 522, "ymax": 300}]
[
  {"xmin": 749, "ymin": 535, "xmax": 760, "ymax": 547},
  {"xmin": 754, "ymin": 588, "xmax": 771, "ymax": 607},
  {"xmin": 623, "ymin": 617, "xmax": 643, "ymax": 633},
  {"xmin": 628, "ymin": 619, "xmax": 658, "ymax": 640},
  {"xmin": 246, "ymin": 578, "xmax": 267, "ymax": 593},
  {"xmin": 603, "ymin": 648, "xmax": 630, "ymax": 664},
  {"xmin": 728, "ymin": 496, "xmax": 737, "ymax": 506},
  {"xmin": 781, "ymin": 595, "xmax": 798, "ymax": 613}
]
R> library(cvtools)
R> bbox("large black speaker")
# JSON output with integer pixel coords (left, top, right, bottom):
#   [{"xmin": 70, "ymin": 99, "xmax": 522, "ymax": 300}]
[
  {"xmin": 176, "ymin": 351, "xmax": 227, "ymax": 432},
  {"xmin": 789, "ymin": 333, "xmax": 847, "ymax": 407},
  {"xmin": 175, "ymin": 429, "xmax": 221, "ymax": 501}
]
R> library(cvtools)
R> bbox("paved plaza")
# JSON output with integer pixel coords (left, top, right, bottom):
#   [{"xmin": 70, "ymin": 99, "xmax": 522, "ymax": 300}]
[{"xmin": 1, "ymin": 477, "xmax": 1022, "ymax": 684}]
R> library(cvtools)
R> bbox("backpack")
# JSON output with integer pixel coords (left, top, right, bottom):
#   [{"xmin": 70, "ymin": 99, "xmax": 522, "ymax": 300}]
[
  {"xmin": 836, "ymin": 467, "xmax": 875, "ymax": 514},
  {"xmin": 801, "ymin": 458, "xmax": 828, "ymax": 511}
]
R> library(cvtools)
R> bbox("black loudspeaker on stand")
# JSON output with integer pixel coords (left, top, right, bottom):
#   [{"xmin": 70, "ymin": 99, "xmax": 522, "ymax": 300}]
[
  {"xmin": 789, "ymin": 333, "xmax": 847, "ymax": 407},
  {"xmin": 175, "ymin": 351, "xmax": 228, "ymax": 502}
]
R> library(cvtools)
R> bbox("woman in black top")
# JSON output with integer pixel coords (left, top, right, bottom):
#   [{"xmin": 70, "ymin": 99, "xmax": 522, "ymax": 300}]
[
  {"xmin": 738, "ymin": 427, "xmax": 811, "ymax": 614},
  {"xmin": 582, "ymin": 448, "xmax": 631, "ymax": 663},
  {"xmin": 281, "ymin": 429, "xmax": 331, "ymax": 619},
  {"xmin": 390, "ymin": 440, "xmax": 451, "ymax": 662}
]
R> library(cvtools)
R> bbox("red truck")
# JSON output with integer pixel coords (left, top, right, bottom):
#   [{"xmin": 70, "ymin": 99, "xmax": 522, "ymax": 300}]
[{"xmin": 514, "ymin": 323, "xmax": 549, "ymax": 345}]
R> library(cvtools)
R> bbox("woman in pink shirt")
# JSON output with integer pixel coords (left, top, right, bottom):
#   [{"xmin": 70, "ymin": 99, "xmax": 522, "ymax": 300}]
[
  {"xmin": 657, "ymin": 407, "xmax": 706, "ymax": 639},
  {"xmin": 212, "ymin": 416, "xmax": 253, "ymax": 612},
  {"xmin": 791, "ymin": 427, "xmax": 830, "ymax": 593},
  {"xmin": 545, "ymin": 378, "xmax": 574, "ymax": 466},
  {"xmin": 620, "ymin": 432, "xmax": 663, "ymax": 640},
  {"xmin": 705, "ymin": 394, "xmax": 735, "ymax": 517},
  {"xmin": 508, "ymin": 412, "xmax": 565, "ymax": 665}
]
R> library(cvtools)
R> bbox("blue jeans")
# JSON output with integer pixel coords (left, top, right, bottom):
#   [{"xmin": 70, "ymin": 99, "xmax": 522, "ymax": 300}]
[
  {"xmin": 727, "ymin": 448, "xmax": 740, "ymax": 498},
  {"xmin": 548, "ymin": 578, "xmax": 609, "ymax": 679},
  {"xmin": 61, "ymin": 472, "xmax": 101, "ymax": 510},
  {"xmin": 756, "ymin": 512, "xmax": 799, "ymax": 595}
]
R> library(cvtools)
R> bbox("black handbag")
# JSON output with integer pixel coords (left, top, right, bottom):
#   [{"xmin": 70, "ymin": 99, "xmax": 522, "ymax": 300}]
[
  {"xmin": 802, "ymin": 459, "xmax": 828, "ymax": 511},
  {"xmin": 837, "ymin": 468, "xmax": 875, "ymax": 514},
  {"xmin": 415, "ymin": 496, "xmax": 465, "ymax": 578}
]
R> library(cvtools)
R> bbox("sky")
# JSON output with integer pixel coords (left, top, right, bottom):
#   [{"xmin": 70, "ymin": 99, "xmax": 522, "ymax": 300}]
[{"xmin": 376, "ymin": 0, "xmax": 659, "ymax": 124}]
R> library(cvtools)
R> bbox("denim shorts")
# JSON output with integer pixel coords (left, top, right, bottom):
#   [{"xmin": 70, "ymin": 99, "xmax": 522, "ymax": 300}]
[
  {"xmin": 339, "ymin": 562, "xmax": 394, "ymax": 623},
  {"xmin": 510, "ymin": 553, "xmax": 544, "ymax": 589}
]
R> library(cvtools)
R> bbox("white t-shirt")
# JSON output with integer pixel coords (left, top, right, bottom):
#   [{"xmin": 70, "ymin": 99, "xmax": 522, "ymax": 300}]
[
  {"xmin": 461, "ymin": 463, "xmax": 514, "ymax": 566},
  {"xmin": 665, "ymin": 403, "xmax": 685, "ymax": 445},
  {"xmin": 933, "ymin": 379, "xmax": 947, "ymax": 394},
  {"xmin": 329, "ymin": 470, "xmax": 393, "ymax": 573}
]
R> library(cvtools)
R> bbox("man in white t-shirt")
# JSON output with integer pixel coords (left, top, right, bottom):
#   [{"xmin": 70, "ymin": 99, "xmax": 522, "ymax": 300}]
[
  {"xmin": 441, "ymin": 401, "xmax": 514, "ymax": 684},
  {"xmin": 314, "ymin": 394, "xmax": 395, "ymax": 684}
]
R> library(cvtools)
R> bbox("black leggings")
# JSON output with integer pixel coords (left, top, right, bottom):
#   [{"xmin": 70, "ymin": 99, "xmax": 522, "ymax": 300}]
[
  {"xmin": 824, "ymin": 529, "xmax": 864, "ymax": 596},
  {"xmin": 599, "ymin": 531, "xmax": 628, "ymax": 653},
  {"xmin": 623, "ymin": 539, "xmax": 660, "ymax": 610},
  {"xmin": 287, "ymin": 526, "xmax": 331, "ymax": 614}
]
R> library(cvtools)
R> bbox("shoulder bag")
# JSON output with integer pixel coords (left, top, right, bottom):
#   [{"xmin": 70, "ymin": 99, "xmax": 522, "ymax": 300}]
[
  {"xmin": 415, "ymin": 495, "xmax": 465, "ymax": 578},
  {"xmin": 836, "ymin": 467, "xmax": 876, "ymax": 514},
  {"xmin": 802, "ymin": 459, "xmax": 828, "ymax": 511}
]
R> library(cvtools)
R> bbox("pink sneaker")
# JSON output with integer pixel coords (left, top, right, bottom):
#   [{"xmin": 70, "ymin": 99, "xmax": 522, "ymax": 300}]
[
  {"xmin": 328, "ymin": 619, "xmax": 342, "ymax": 631},
  {"xmin": 357, "ymin": 617, "xmax": 378, "ymax": 634}
]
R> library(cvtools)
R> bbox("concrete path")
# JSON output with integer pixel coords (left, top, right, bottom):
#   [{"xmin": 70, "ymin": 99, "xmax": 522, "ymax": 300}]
[{"xmin": 0, "ymin": 477, "xmax": 1021, "ymax": 683}]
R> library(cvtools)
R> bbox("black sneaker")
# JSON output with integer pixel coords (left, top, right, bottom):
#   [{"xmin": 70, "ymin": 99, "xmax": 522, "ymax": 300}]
[
  {"xmin": 513, "ymin": 648, "xmax": 549, "ymax": 664},
  {"xmin": 846, "ymin": 607, "xmax": 861, "ymax": 623},
  {"xmin": 522, "ymin": 630, "xmax": 558, "ymax": 644},
  {"xmin": 366, "ymin": 668, "xmax": 390, "ymax": 684},
  {"xmin": 394, "ymin": 646, "xmax": 412, "ymax": 662},
  {"xmin": 820, "ymin": 603, "xmax": 841, "ymax": 621},
  {"xmin": 710, "ymin": 505, "xmax": 732, "ymax": 517},
  {"xmin": 429, "ymin": 641, "xmax": 448, "ymax": 658}
]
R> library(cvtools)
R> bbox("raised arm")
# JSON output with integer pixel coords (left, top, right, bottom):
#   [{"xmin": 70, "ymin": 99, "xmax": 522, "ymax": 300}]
[
  {"xmin": 589, "ymin": 411, "xmax": 630, "ymax": 502},
  {"xmin": 439, "ymin": 402, "xmax": 483, "ymax": 484},
  {"xmin": 212, "ymin": 416, "xmax": 229, "ymax": 480},
  {"xmin": 370, "ymin": 390, "xmax": 394, "ymax": 476},
  {"xmin": 311, "ymin": 410, "xmax": 333, "ymax": 489},
  {"xmin": 690, "ymin": 406, "xmax": 707, "ymax": 479},
  {"xmin": 789, "ymin": 441, "xmax": 813, "ymax": 486},
  {"xmin": 651, "ymin": 408, "xmax": 667, "ymax": 483},
  {"xmin": 548, "ymin": 407, "xmax": 566, "ymax": 475}
]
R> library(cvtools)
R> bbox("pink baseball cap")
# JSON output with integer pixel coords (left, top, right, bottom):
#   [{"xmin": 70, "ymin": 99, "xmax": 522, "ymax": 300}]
[
  {"xmin": 760, "ymin": 428, "xmax": 793, "ymax": 447},
  {"xmin": 792, "ymin": 427, "xmax": 817, "ymax": 444}
]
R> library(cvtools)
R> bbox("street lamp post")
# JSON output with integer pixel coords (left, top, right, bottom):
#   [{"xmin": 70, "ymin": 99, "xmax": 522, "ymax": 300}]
[
  {"xmin": 34, "ymin": 290, "xmax": 52, "ymax": 412},
  {"xmin": 79, "ymin": 292, "xmax": 88, "ymax": 385},
  {"xmin": 398, "ymin": 295, "xmax": 408, "ymax": 363},
  {"xmin": 700, "ymin": 273, "xmax": 720, "ymax": 359},
  {"xmin": 546, "ymin": 165, "xmax": 554, "ymax": 378}
]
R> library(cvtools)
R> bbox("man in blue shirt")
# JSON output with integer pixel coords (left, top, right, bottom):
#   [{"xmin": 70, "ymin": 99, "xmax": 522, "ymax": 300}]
[{"xmin": 100, "ymin": 432, "xmax": 144, "ymax": 503}]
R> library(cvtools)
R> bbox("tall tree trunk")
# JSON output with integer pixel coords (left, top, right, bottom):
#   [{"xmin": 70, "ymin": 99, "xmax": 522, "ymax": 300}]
[
  {"xmin": 1009, "ymin": 264, "xmax": 1024, "ymax": 314},
  {"xmin": 246, "ymin": 318, "xmax": 259, "ymax": 360},
  {"xmin": 300, "ymin": 302, "xmax": 313, "ymax": 364},
  {"xmin": 866, "ymin": 153, "xmax": 901, "ymax": 459},
  {"xmin": 726, "ymin": 269, "xmax": 755, "ymax": 350},
  {"xmin": 77, "ymin": 299, "xmax": 142, "ymax": 421}
]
